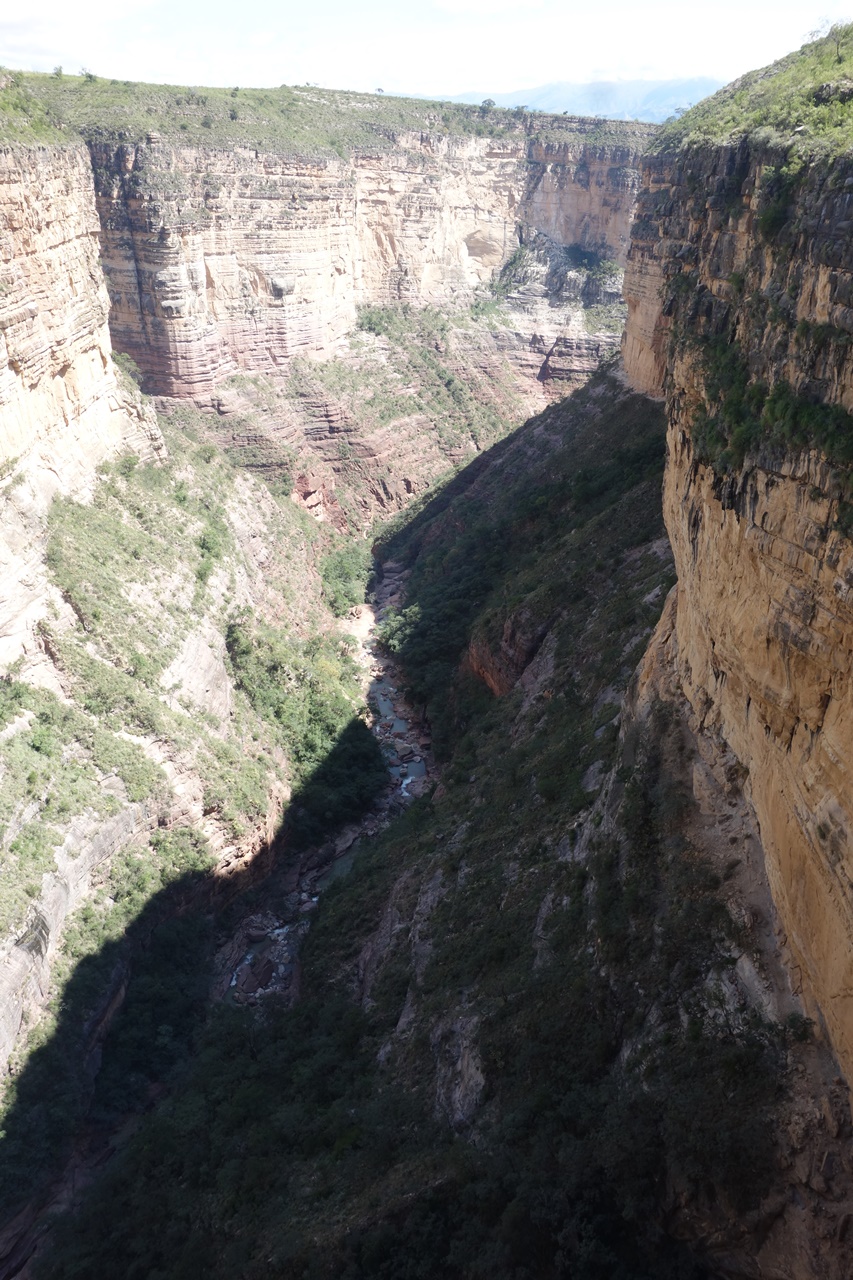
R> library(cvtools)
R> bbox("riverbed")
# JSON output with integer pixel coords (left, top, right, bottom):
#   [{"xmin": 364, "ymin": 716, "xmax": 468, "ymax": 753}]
[{"xmin": 217, "ymin": 560, "xmax": 435, "ymax": 1004}]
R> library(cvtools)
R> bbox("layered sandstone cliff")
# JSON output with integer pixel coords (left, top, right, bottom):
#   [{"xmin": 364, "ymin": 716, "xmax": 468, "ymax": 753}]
[
  {"xmin": 0, "ymin": 143, "xmax": 163, "ymax": 675},
  {"xmin": 90, "ymin": 124, "xmax": 651, "ymax": 400},
  {"xmin": 623, "ymin": 133, "xmax": 853, "ymax": 1080}
]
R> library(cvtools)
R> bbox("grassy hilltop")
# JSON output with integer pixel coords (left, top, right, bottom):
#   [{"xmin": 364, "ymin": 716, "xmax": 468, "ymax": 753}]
[
  {"xmin": 0, "ymin": 67, "xmax": 656, "ymax": 152},
  {"xmin": 657, "ymin": 22, "xmax": 853, "ymax": 155}
]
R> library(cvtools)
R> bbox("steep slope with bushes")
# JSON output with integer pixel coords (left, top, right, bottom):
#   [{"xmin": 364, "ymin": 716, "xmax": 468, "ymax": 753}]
[{"xmin": 24, "ymin": 366, "xmax": 853, "ymax": 1280}]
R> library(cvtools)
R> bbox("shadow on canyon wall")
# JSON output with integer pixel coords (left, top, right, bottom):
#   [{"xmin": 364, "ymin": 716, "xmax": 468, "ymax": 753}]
[
  {"xmin": 0, "ymin": 704, "xmax": 389, "ymax": 1277},
  {"xmin": 0, "ymin": 371, "xmax": 788, "ymax": 1280}
]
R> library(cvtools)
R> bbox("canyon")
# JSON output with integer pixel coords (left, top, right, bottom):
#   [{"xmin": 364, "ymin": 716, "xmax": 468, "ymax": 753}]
[
  {"xmin": 3, "ymin": 33, "xmax": 853, "ymax": 1278},
  {"xmin": 0, "ymin": 104, "xmax": 649, "ymax": 1065}
]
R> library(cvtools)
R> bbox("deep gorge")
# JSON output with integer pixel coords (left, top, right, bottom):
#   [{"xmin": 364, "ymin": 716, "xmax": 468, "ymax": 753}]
[{"xmin": 3, "ymin": 40, "xmax": 853, "ymax": 1278}]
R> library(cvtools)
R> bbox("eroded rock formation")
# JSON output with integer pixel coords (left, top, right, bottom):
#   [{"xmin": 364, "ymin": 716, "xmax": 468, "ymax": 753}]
[
  {"xmin": 623, "ymin": 138, "xmax": 853, "ymax": 1082},
  {"xmin": 91, "ymin": 124, "xmax": 651, "ymax": 399},
  {"xmin": 0, "ymin": 144, "xmax": 163, "ymax": 673}
]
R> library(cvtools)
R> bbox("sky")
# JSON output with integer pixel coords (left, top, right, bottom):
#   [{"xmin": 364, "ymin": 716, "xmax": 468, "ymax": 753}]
[{"xmin": 1, "ymin": 1, "xmax": 851, "ymax": 98}]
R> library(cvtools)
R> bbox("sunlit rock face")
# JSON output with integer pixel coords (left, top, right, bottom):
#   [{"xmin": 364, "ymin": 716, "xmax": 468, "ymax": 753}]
[
  {"xmin": 0, "ymin": 144, "xmax": 160, "ymax": 473},
  {"xmin": 0, "ymin": 143, "xmax": 162, "ymax": 673},
  {"xmin": 624, "ymin": 138, "xmax": 853, "ymax": 1081},
  {"xmin": 90, "ymin": 123, "xmax": 651, "ymax": 400}
]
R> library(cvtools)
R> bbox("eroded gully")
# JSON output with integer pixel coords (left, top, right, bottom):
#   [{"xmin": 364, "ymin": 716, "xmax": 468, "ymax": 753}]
[{"xmin": 214, "ymin": 559, "xmax": 436, "ymax": 1003}]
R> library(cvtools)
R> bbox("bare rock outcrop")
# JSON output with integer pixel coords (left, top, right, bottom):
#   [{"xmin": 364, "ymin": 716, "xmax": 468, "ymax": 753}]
[
  {"xmin": 89, "ymin": 124, "xmax": 652, "ymax": 401},
  {"xmin": 0, "ymin": 143, "xmax": 164, "ymax": 675},
  {"xmin": 466, "ymin": 607, "xmax": 550, "ymax": 696},
  {"xmin": 623, "ymin": 137, "xmax": 853, "ymax": 1083},
  {"xmin": 628, "ymin": 594, "xmax": 853, "ymax": 1280}
]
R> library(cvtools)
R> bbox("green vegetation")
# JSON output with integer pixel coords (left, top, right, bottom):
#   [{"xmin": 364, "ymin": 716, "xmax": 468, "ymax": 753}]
[
  {"xmin": 30, "ymin": 367, "xmax": 790, "ymax": 1278},
  {"xmin": 283, "ymin": 305, "xmax": 522, "ymax": 489},
  {"xmin": 656, "ymin": 22, "xmax": 853, "ymax": 156},
  {"xmin": 111, "ymin": 350, "xmax": 143, "ymax": 388},
  {"xmin": 225, "ymin": 616, "xmax": 386, "ymax": 847},
  {"xmin": 583, "ymin": 301, "xmax": 627, "ymax": 333},
  {"xmin": 319, "ymin": 541, "xmax": 372, "ymax": 617},
  {"xmin": 688, "ymin": 334, "xmax": 853, "ymax": 470},
  {"xmin": 755, "ymin": 158, "xmax": 806, "ymax": 240},
  {"xmin": 0, "ymin": 827, "xmax": 216, "ymax": 1213},
  {"xmin": 0, "ymin": 398, "xmax": 388, "ymax": 1219},
  {"xmin": 0, "ymin": 69, "xmax": 60, "ymax": 141},
  {"xmin": 0, "ymin": 69, "xmax": 654, "ymax": 153},
  {"xmin": 488, "ymin": 240, "xmax": 625, "ymax": 336},
  {"xmin": 490, "ymin": 243, "xmax": 533, "ymax": 296},
  {"xmin": 563, "ymin": 245, "xmax": 622, "ymax": 284},
  {"xmin": 31, "ymin": 716, "xmax": 785, "ymax": 1277},
  {"xmin": 355, "ymin": 303, "xmax": 519, "ymax": 448},
  {"xmin": 0, "ymin": 38, "xmax": 824, "ymax": 1272},
  {"xmin": 0, "ymin": 680, "xmax": 166, "ymax": 937},
  {"xmin": 376, "ymin": 370, "xmax": 668, "ymax": 761},
  {"xmin": 39, "ymin": 413, "xmax": 329, "ymax": 845},
  {"xmin": 46, "ymin": 435, "xmax": 233, "ymax": 683},
  {"xmin": 0, "ymin": 406, "xmax": 330, "ymax": 1091}
]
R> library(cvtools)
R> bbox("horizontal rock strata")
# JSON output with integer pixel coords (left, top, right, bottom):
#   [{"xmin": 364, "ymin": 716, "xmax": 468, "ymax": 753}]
[{"xmin": 623, "ymin": 137, "xmax": 853, "ymax": 1081}]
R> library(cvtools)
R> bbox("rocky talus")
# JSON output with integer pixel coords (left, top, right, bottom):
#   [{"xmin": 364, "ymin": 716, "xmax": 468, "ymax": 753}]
[{"xmin": 623, "ymin": 139, "xmax": 853, "ymax": 1083}]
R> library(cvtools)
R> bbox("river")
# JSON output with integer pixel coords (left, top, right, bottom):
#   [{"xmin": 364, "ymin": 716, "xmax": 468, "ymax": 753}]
[{"xmin": 218, "ymin": 560, "xmax": 435, "ymax": 1004}]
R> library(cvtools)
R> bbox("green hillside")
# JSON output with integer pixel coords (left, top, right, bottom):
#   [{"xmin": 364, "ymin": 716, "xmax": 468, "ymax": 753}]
[
  {"xmin": 657, "ymin": 22, "xmax": 853, "ymax": 154},
  {"xmin": 0, "ymin": 67, "xmax": 654, "ymax": 151}
]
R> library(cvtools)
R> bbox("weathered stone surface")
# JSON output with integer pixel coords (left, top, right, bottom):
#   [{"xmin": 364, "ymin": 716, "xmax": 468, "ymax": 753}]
[
  {"xmin": 466, "ymin": 607, "xmax": 550, "ymax": 696},
  {"xmin": 0, "ymin": 145, "xmax": 159, "ymax": 472},
  {"xmin": 90, "ymin": 129, "xmax": 649, "ymax": 401},
  {"xmin": 628, "ymin": 594, "xmax": 853, "ymax": 1280},
  {"xmin": 524, "ymin": 138, "xmax": 644, "ymax": 265},
  {"xmin": 623, "ymin": 139, "xmax": 853, "ymax": 1085},
  {"xmin": 0, "ymin": 145, "xmax": 164, "ymax": 675}
]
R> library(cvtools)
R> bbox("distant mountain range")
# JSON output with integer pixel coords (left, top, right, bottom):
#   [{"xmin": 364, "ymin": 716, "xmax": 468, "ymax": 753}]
[{"xmin": 438, "ymin": 78, "xmax": 724, "ymax": 123}]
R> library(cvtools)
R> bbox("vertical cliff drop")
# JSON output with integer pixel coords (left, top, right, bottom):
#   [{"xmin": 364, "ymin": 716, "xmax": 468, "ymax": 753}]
[{"xmin": 622, "ymin": 34, "xmax": 853, "ymax": 1087}]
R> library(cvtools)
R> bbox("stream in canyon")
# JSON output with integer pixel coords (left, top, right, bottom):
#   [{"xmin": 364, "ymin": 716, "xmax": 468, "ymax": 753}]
[
  {"xmin": 0, "ymin": 563, "xmax": 436, "ymax": 1280},
  {"xmin": 216, "ymin": 560, "xmax": 435, "ymax": 1004}
]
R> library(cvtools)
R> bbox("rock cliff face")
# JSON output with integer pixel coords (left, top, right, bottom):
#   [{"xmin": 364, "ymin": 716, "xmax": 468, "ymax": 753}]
[
  {"xmin": 0, "ymin": 144, "xmax": 163, "ymax": 674},
  {"xmin": 0, "ymin": 118, "xmax": 653, "ymax": 1099},
  {"xmin": 623, "ymin": 138, "xmax": 853, "ymax": 1081},
  {"xmin": 91, "ymin": 125, "xmax": 650, "ymax": 400},
  {"xmin": 0, "ymin": 144, "xmax": 156, "ymax": 473}
]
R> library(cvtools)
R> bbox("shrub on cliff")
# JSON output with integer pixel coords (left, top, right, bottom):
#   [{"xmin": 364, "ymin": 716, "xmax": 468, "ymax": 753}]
[
  {"xmin": 224, "ymin": 615, "xmax": 386, "ymax": 844},
  {"xmin": 656, "ymin": 22, "xmax": 853, "ymax": 155}
]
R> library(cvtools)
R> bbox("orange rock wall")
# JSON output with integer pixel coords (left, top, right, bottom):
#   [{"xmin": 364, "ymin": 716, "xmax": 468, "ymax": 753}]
[{"xmin": 624, "ymin": 139, "xmax": 853, "ymax": 1078}]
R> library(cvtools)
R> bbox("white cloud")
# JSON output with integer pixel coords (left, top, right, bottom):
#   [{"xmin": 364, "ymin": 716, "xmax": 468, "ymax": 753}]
[
  {"xmin": 2, "ymin": 1, "xmax": 853, "ymax": 96},
  {"xmin": 431, "ymin": 0, "xmax": 543, "ymax": 14}
]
